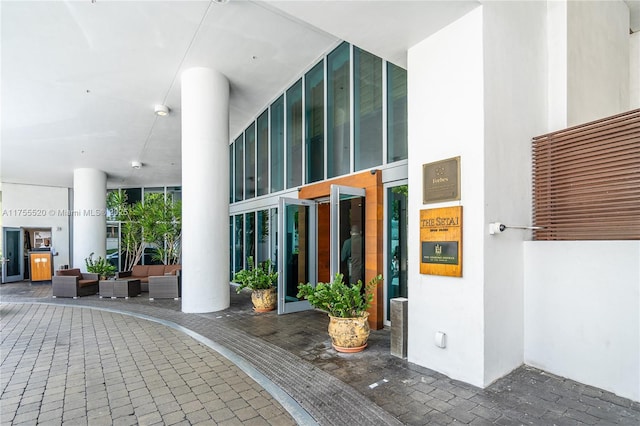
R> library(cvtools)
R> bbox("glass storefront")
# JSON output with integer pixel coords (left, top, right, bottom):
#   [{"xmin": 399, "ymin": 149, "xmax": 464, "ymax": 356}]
[
  {"xmin": 305, "ymin": 61, "xmax": 325, "ymax": 184},
  {"xmin": 386, "ymin": 184, "xmax": 408, "ymax": 320},
  {"xmin": 228, "ymin": 41, "xmax": 408, "ymax": 309},
  {"xmin": 387, "ymin": 63, "xmax": 408, "ymax": 163},
  {"xmin": 327, "ymin": 42, "xmax": 351, "ymax": 178},
  {"xmin": 257, "ymin": 110, "xmax": 269, "ymax": 197},
  {"xmin": 234, "ymin": 135, "xmax": 244, "ymax": 202},
  {"xmin": 354, "ymin": 47, "xmax": 382, "ymax": 171},
  {"xmin": 286, "ymin": 80, "xmax": 303, "ymax": 189},
  {"xmin": 245, "ymin": 124, "xmax": 256, "ymax": 200}
]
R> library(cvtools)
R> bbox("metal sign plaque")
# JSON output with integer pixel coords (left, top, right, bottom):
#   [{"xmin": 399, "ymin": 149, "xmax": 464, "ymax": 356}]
[
  {"xmin": 420, "ymin": 206, "xmax": 462, "ymax": 277},
  {"xmin": 422, "ymin": 242, "xmax": 459, "ymax": 265},
  {"xmin": 422, "ymin": 156, "xmax": 460, "ymax": 204}
]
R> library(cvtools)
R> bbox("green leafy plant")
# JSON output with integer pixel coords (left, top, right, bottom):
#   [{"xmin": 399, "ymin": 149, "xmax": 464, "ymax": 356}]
[
  {"xmin": 85, "ymin": 252, "xmax": 116, "ymax": 278},
  {"xmin": 107, "ymin": 190, "xmax": 182, "ymax": 270},
  {"xmin": 297, "ymin": 273, "xmax": 382, "ymax": 318},
  {"xmin": 233, "ymin": 256, "xmax": 278, "ymax": 293}
]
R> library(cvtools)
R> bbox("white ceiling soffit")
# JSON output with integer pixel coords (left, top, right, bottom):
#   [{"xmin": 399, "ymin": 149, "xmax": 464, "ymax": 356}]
[
  {"xmin": 263, "ymin": 0, "xmax": 479, "ymax": 67},
  {"xmin": 1, "ymin": 0, "xmax": 637, "ymax": 189}
]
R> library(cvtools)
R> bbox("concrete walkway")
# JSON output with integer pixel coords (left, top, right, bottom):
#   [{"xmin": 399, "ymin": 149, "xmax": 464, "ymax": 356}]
[{"xmin": 1, "ymin": 281, "xmax": 639, "ymax": 425}]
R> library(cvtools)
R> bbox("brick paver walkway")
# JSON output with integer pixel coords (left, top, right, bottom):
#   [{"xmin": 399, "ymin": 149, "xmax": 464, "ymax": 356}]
[
  {"xmin": 1, "ymin": 281, "xmax": 639, "ymax": 425},
  {"xmin": 0, "ymin": 303, "xmax": 295, "ymax": 425}
]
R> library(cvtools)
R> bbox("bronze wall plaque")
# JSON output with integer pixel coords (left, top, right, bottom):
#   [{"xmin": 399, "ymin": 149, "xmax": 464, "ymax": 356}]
[
  {"xmin": 420, "ymin": 206, "xmax": 462, "ymax": 277},
  {"xmin": 423, "ymin": 156, "xmax": 460, "ymax": 204}
]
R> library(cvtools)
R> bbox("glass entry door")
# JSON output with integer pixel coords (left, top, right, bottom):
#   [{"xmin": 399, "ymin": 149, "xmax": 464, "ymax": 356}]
[
  {"xmin": 2, "ymin": 227, "xmax": 23, "ymax": 283},
  {"xmin": 330, "ymin": 185, "xmax": 366, "ymax": 283},
  {"xmin": 278, "ymin": 198, "xmax": 317, "ymax": 314}
]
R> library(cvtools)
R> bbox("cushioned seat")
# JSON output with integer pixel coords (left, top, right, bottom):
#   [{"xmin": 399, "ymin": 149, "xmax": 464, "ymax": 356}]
[
  {"xmin": 52, "ymin": 269, "xmax": 99, "ymax": 298},
  {"xmin": 117, "ymin": 264, "xmax": 181, "ymax": 292}
]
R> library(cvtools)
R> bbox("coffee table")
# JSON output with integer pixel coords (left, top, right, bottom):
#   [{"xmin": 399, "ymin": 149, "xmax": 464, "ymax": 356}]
[{"xmin": 99, "ymin": 279, "xmax": 141, "ymax": 299}]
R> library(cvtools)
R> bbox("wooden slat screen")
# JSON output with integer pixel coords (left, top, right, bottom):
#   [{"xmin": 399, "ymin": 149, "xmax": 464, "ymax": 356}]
[{"xmin": 532, "ymin": 109, "xmax": 640, "ymax": 240}]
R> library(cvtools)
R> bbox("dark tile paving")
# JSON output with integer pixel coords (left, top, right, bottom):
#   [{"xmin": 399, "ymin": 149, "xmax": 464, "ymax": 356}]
[{"xmin": 1, "ymin": 281, "xmax": 639, "ymax": 425}]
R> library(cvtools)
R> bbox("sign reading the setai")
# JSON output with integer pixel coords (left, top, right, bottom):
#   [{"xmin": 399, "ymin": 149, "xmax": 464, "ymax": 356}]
[{"xmin": 420, "ymin": 206, "xmax": 462, "ymax": 277}]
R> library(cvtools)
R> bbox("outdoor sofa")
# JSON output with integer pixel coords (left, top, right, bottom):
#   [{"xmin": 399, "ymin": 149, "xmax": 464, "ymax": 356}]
[
  {"xmin": 52, "ymin": 268, "xmax": 99, "ymax": 298},
  {"xmin": 117, "ymin": 264, "xmax": 181, "ymax": 299}
]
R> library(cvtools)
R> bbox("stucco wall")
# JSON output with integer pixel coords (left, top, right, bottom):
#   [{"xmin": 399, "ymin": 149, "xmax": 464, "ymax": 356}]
[
  {"xmin": 567, "ymin": 0, "xmax": 630, "ymax": 124},
  {"xmin": 407, "ymin": 7, "xmax": 486, "ymax": 387},
  {"xmin": 2, "ymin": 183, "xmax": 71, "ymax": 271},
  {"xmin": 524, "ymin": 241, "xmax": 640, "ymax": 402},
  {"xmin": 481, "ymin": 0, "xmax": 547, "ymax": 386},
  {"xmin": 631, "ymin": 31, "xmax": 639, "ymax": 109}
]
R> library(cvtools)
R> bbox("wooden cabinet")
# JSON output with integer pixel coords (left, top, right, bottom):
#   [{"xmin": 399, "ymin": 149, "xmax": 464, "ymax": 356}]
[{"xmin": 29, "ymin": 252, "xmax": 52, "ymax": 281}]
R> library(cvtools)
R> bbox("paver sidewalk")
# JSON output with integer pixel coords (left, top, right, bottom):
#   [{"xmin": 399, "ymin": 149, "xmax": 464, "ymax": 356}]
[
  {"xmin": 1, "ymin": 281, "xmax": 639, "ymax": 426},
  {"xmin": 0, "ymin": 303, "xmax": 296, "ymax": 426}
]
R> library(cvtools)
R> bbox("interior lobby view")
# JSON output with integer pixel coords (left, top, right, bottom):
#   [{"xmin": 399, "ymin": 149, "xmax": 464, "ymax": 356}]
[{"xmin": 2, "ymin": 1, "xmax": 639, "ymax": 425}]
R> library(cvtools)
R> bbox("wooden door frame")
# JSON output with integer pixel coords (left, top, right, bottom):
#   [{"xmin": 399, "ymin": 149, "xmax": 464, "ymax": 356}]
[{"xmin": 298, "ymin": 170, "xmax": 384, "ymax": 330}]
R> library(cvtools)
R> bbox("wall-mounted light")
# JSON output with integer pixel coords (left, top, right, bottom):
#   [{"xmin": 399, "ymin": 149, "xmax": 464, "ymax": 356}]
[
  {"xmin": 131, "ymin": 161, "xmax": 142, "ymax": 169},
  {"xmin": 154, "ymin": 104, "xmax": 170, "ymax": 116}
]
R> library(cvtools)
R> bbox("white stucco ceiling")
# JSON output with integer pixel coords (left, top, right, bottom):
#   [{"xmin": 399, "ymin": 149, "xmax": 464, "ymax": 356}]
[{"xmin": 1, "ymin": 0, "xmax": 637, "ymax": 189}]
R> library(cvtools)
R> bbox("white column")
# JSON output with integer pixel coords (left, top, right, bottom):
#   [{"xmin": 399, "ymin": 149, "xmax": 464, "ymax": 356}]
[
  {"xmin": 181, "ymin": 67, "xmax": 230, "ymax": 313},
  {"xmin": 73, "ymin": 168, "xmax": 107, "ymax": 271}
]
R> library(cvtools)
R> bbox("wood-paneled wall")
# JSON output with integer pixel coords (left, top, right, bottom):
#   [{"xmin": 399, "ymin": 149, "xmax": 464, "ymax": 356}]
[{"xmin": 299, "ymin": 170, "xmax": 384, "ymax": 330}]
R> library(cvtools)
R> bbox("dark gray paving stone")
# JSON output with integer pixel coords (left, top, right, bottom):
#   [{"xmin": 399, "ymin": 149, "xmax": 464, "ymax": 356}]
[{"xmin": 2, "ymin": 282, "xmax": 640, "ymax": 426}]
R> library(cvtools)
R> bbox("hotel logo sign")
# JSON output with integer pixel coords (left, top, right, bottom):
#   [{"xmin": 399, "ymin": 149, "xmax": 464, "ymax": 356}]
[{"xmin": 420, "ymin": 206, "xmax": 463, "ymax": 277}]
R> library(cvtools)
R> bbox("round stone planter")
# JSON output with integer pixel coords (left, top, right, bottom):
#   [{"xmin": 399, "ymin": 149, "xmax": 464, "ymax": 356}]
[
  {"xmin": 251, "ymin": 287, "xmax": 276, "ymax": 312},
  {"xmin": 327, "ymin": 312, "xmax": 370, "ymax": 353}
]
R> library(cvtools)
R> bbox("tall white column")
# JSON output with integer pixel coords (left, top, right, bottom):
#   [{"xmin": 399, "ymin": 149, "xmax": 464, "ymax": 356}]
[
  {"xmin": 73, "ymin": 168, "xmax": 107, "ymax": 271},
  {"xmin": 181, "ymin": 67, "xmax": 230, "ymax": 313}
]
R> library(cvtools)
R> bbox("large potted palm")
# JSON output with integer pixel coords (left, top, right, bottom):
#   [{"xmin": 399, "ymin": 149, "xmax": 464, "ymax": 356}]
[
  {"xmin": 233, "ymin": 256, "xmax": 278, "ymax": 312},
  {"xmin": 297, "ymin": 273, "xmax": 381, "ymax": 353}
]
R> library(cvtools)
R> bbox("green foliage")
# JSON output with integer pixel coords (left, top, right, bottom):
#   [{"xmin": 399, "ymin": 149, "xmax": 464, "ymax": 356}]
[
  {"xmin": 107, "ymin": 190, "xmax": 182, "ymax": 270},
  {"xmin": 233, "ymin": 256, "xmax": 278, "ymax": 293},
  {"xmin": 297, "ymin": 273, "xmax": 382, "ymax": 318},
  {"xmin": 85, "ymin": 252, "xmax": 116, "ymax": 278}
]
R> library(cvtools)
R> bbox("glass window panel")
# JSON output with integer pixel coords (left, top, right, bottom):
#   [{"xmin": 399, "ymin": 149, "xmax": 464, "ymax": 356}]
[
  {"xmin": 166, "ymin": 186, "xmax": 182, "ymax": 203},
  {"xmin": 245, "ymin": 212, "xmax": 255, "ymax": 263},
  {"xmin": 144, "ymin": 187, "xmax": 164, "ymax": 199},
  {"xmin": 229, "ymin": 144, "xmax": 234, "ymax": 203},
  {"xmin": 234, "ymin": 135, "xmax": 244, "ymax": 202},
  {"xmin": 106, "ymin": 189, "xmax": 119, "ymax": 221},
  {"xmin": 354, "ymin": 47, "xmax": 383, "ymax": 171},
  {"xmin": 257, "ymin": 110, "xmax": 269, "ymax": 196},
  {"xmin": 305, "ymin": 61, "xmax": 325, "ymax": 183},
  {"xmin": 270, "ymin": 207, "xmax": 278, "ymax": 267},
  {"xmin": 229, "ymin": 216, "xmax": 234, "ymax": 280},
  {"xmin": 256, "ymin": 210, "xmax": 269, "ymax": 263},
  {"xmin": 386, "ymin": 185, "xmax": 408, "ymax": 320},
  {"xmin": 286, "ymin": 79, "xmax": 303, "ymax": 188},
  {"xmin": 123, "ymin": 188, "xmax": 141, "ymax": 206},
  {"xmin": 245, "ymin": 123, "xmax": 256, "ymax": 199},
  {"xmin": 387, "ymin": 62, "xmax": 408, "ymax": 163},
  {"xmin": 234, "ymin": 214, "xmax": 244, "ymax": 272},
  {"xmin": 271, "ymin": 95, "xmax": 285, "ymax": 192},
  {"xmin": 327, "ymin": 42, "xmax": 351, "ymax": 178}
]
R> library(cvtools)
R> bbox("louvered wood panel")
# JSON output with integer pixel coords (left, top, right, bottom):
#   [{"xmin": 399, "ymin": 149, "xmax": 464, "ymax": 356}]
[{"xmin": 532, "ymin": 109, "xmax": 640, "ymax": 240}]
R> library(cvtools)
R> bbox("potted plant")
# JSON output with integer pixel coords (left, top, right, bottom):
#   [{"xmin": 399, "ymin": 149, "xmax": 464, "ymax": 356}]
[
  {"xmin": 233, "ymin": 256, "xmax": 278, "ymax": 312},
  {"xmin": 85, "ymin": 252, "xmax": 117, "ymax": 280},
  {"xmin": 297, "ymin": 273, "xmax": 382, "ymax": 353}
]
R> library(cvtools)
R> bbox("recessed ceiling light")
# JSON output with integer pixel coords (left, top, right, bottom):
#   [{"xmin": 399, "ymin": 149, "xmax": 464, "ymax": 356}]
[
  {"xmin": 131, "ymin": 161, "xmax": 142, "ymax": 169},
  {"xmin": 154, "ymin": 104, "xmax": 170, "ymax": 116}
]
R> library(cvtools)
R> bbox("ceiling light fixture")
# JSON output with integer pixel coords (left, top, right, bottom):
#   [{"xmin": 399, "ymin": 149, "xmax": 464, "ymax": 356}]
[
  {"xmin": 131, "ymin": 161, "xmax": 142, "ymax": 169},
  {"xmin": 154, "ymin": 104, "xmax": 170, "ymax": 116},
  {"xmin": 211, "ymin": 0, "xmax": 229, "ymax": 4}
]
